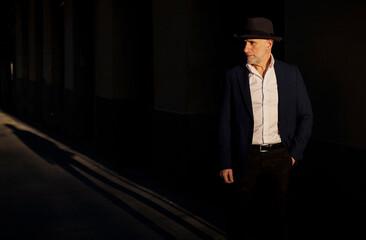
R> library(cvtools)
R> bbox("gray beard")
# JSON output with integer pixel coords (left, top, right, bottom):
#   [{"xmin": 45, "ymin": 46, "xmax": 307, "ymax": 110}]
[{"xmin": 246, "ymin": 57, "xmax": 257, "ymax": 65}]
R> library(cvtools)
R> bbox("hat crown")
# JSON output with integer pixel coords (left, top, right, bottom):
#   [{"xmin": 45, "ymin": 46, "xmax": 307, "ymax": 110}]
[
  {"xmin": 245, "ymin": 18, "xmax": 274, "ymax": 35},
  {"xmin": 234, "ymin": 17, "xmax": 282, "ymax": 41}
]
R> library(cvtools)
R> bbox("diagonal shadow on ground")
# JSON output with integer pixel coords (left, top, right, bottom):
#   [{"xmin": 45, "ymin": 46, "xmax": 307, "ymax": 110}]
[{"xmin": 5, "ymin": 123, "xmax": 224, "ymax": 240}]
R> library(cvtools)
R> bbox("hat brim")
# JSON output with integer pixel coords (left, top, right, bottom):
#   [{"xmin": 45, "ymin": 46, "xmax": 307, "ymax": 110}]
[{"xmin": 234, "ymin": 33, "xmax": 282, "ymax": 42}]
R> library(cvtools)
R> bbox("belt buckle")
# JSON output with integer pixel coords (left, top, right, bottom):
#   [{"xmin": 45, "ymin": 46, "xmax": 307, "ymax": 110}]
[{"xmin": 260, "ymin": 144, "xmax": 269, "ymax": 153}]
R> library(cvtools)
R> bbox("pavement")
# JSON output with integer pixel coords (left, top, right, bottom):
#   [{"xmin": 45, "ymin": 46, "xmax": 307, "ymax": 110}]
[
  {"xmin": 1, "ymin": 108, "xmax": 365, "ymax": 240},
  {"xmin": 0, "ymin": 110, "xmax": 227, "ymax": 240}
]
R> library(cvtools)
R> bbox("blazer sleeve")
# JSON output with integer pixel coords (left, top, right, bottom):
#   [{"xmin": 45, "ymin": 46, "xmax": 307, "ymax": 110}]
[
  {"xmin": 218, "ymin": 70, "xmax": 232, "ymax": 170},
  {"xmin": 289, "ymin": 67, "xmax": 313, "ymax": 161}
]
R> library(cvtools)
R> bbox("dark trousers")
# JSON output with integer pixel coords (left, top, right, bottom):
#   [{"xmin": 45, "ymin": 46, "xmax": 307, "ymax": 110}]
[{"xmin": 226, "ymin": 145, "xmax": 292, "ymax": 240}]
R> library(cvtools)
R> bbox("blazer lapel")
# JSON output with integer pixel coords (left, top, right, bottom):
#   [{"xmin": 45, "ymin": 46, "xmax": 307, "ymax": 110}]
[
  {"xmin": 274, "ymin": 61, "xmax": 287, "ymax": 121},
  {"xmin": 237, "ymin": 66, "xmax": 253, "ymax": 117}
]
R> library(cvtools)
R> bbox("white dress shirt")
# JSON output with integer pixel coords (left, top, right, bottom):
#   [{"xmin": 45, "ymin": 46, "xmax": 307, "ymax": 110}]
[{"xmin": 247, "ymin": 55, "xmax": 281, "ymax": 145}]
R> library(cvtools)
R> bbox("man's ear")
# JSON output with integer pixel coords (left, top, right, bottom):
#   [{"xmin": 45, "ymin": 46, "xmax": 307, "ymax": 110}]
[{"xmin": 267, "ymin": 39, "xmax": 274, "ymax": 49}]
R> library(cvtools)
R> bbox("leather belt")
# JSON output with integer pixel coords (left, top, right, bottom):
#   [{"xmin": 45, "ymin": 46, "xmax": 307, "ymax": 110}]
[{"xmin": 251, "ymin": 143, "xmax": 283, "ymax": 153}]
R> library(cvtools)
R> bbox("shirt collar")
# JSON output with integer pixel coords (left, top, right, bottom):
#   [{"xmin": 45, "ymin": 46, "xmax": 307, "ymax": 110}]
[{"xmin": 268, "ymin": 54, "xmax": 275, "ymax": 68}]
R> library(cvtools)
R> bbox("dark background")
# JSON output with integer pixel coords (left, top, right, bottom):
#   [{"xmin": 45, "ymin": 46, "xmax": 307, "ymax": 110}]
[{"xmin": 0, "ymin": 0, "xmax": 365, "ymax": 239}]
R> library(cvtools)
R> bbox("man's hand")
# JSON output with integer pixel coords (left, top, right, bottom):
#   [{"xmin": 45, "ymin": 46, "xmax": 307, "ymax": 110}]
[
  {"xmin": 220, "ymin": 169, "xmax": 234, "ymax": 184},
  {"xmin": 291, "ymin": 157, "xmax": 295, "ymax": 166}
]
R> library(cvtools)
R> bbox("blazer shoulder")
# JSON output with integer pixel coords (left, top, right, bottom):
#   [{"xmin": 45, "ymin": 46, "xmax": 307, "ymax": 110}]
[
  {"xmin": 225, "ymin": 65, "xmax": 248, "ymax": 79},
  {"xmin": 226, "ymin": 65, "xmax": 245, "ymax": 74}
]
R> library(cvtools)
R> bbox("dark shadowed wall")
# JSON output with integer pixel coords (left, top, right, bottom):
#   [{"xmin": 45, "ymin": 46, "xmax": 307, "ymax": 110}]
[
  {"xmin": 285, "ymin": 1, "xmax": 366, "ymax": 238},
  {"xmin": 285, "ymin": 0, "xmax": 366, "ymax": 149}
]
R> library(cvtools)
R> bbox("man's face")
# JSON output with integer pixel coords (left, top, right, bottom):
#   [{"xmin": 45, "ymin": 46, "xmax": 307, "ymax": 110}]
[{"xmin": 243, "ymin": 39, "xmax": 272, "ymax": 65}]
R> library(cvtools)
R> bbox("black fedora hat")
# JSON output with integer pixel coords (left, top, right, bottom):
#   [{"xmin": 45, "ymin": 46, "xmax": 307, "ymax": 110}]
[{"xmin": 234, "ymin": 17, "xmax": 282, "ymax": 42}]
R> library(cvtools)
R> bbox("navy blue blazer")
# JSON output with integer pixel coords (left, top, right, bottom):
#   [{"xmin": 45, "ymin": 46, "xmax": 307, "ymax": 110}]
[{"xmin": 218, "ymin": 60, "xmax": 313, "ymax": 170}]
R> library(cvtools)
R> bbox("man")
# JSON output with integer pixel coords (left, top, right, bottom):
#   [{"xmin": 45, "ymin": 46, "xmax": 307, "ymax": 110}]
[{"xmin": 218, "ymin": 18, "xmax": 313, "ymax": 239}]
